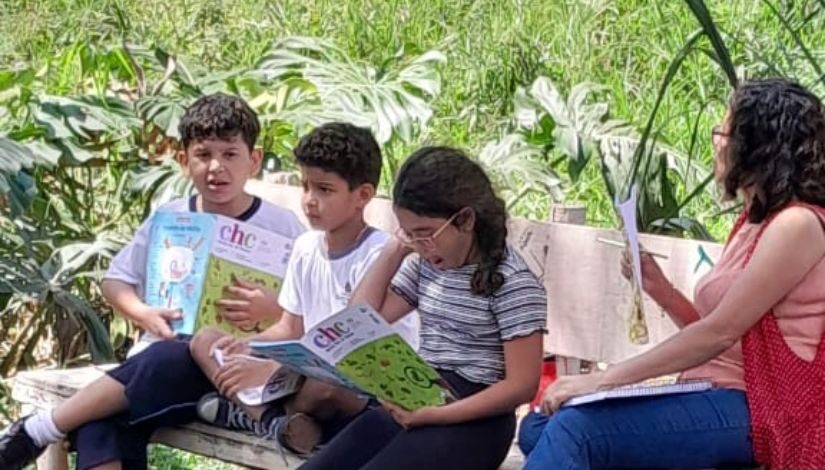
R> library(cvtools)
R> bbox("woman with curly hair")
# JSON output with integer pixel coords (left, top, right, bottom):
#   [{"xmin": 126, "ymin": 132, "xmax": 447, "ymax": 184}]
[{"xmin": 519, "ymin": 78, "xmax": 825, "ymax": 470}]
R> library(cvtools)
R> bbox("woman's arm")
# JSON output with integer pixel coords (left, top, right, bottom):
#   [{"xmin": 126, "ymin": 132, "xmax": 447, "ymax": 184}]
[
  {"xmin": 602, "ymin": 207, "xmax": 825, "ymax": 387},
  {"xmin": 544, "ymin": 208, "xmax": 825, "ymax": 410},
  {"xmin": 629, "ymin": 253, "xmax": 701, "ymax": 328},
  {"xmin": 349, "ymin": 238, "xmax": 415, "ymax": 324},
  {"xmin": 652, "ymin": 283, "xmax": 701, "ymax": 328}
]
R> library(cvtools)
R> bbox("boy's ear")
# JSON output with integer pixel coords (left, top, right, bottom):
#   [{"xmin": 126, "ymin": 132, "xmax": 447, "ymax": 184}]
[
  {"xmin": 355, "ymin": 183, "xmax": 376, "ymax": 208},
  {"xmin": 177, "ymin": 150, "xmax": 190, "ymax": 177},
  {"xmin": 250, "ymin": 148, "xmax": 264, "ymax": 176}
]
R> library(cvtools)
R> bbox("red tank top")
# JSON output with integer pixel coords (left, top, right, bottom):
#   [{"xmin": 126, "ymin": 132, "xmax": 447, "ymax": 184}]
[{"xmin": 736, "ymin": 203, "xmax": 825, "ymax": 469}]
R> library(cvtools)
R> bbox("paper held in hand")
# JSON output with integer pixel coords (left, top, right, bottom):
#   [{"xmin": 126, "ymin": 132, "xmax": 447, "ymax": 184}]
[
  {"xmin": 615, "ymin": 186, "xmax": 649, "ymax": 345},
  {"xmin": 211, "ymin": 348, "xmax": 303, "ymax": 406}
]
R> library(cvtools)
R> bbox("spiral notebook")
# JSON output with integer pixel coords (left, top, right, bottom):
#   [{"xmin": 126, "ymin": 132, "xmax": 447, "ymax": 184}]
[{"xmin": 563, "ymin": 379, "xmax": 714, "ymax": 408}]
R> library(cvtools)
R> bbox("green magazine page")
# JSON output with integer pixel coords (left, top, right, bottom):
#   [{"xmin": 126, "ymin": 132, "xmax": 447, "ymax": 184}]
[
  {"xmin": 336, "ymin": 329, "xmax": 451, "ymax": 410},
  {"xmin": 251, "ymin": 304, "xmax": 455, "ymax": 410}
]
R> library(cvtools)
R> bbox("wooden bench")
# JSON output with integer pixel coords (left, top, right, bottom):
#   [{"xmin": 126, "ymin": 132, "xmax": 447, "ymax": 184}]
[
  {"xmin": 9, "ymin": 180, "xmax": 725, "ymax": 469},
  {"xmin": 11, "ymin": 366, "xmax": 525, "ymax": 469}
]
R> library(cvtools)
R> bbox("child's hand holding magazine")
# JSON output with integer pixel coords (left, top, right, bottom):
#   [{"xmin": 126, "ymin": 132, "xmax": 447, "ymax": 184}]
[{"xmin": 215, "ymin": 275, "xmax": 281, "ymax": 330}]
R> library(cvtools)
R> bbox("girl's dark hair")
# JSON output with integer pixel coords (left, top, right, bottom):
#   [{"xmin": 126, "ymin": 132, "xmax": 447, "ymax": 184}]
[
  {"xmin": 393, "ymin": 146, "xmax": 507, "ymax": 297},
  {"xmin": 725, "ymin": 78, "xmax": 825, "ymax": 222}
]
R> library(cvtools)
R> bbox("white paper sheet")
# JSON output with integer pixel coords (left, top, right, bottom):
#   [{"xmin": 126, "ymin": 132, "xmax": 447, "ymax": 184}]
[{"xmin": 616, "ymin": 186, "xmax": 642, "ymax": 289}]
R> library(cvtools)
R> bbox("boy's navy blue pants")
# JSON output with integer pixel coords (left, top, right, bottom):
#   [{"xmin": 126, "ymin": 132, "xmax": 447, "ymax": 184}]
[
  {"xmin": 70, "ymin": 338, "xmax": 213, "ymax": 470},
  {"xmin": 69, "ymin": 338, "xmax": 363, "ymax": 470},
  {"xmin": 298, "ymin": 370, "xmax": 516, "ymax": 470}
]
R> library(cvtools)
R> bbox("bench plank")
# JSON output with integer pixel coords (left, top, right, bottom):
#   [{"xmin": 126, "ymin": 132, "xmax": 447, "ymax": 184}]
[
  {"xmin": 12, "ymin": 367, "xmax": 300, "ymax": 469},
  {"xmin": 12, "ymin": 367, "xmax": 524, "ymax": 469}
]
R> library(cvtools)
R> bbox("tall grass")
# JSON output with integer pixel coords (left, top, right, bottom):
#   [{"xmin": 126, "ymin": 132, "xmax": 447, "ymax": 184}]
[{"xmin": 6, "ymin": 1, "xmax": 825, "ymax": 237}]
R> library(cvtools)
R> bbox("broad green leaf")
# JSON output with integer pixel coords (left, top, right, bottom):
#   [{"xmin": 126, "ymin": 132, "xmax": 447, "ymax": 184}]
[
  {"xmin": 530, "ymin": 77, "xmax": 572, "ymax": 127},
  {"xmin": 0, "ymin": 137, "xmax": 35, "ymax": 173},
  {"xmin": 5, "ymin": 171, "xmax": 36, "ymax": 217},
  {"xmin": 52, "ymin": 290, "xmax": 115, "ymax": 363},
  {"xmin": 136, "ymin": 95, "xmax": 188, "ymax": 138},
  {"xmin": 478, "ymin": 133, "xmax": 564, "ymax": 203},
  {"xmin": 254, "ymin": 36, "xmax": 443, "ymax": 144},
  {"xmin": 24, "ymin": 141, "xmax": 61, "ymax": 167}
]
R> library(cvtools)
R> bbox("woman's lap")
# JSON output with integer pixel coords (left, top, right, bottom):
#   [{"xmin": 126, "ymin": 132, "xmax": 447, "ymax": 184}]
[{"xmin": 521, "ymin": 388, "xmax": 756, "ymax": 470}]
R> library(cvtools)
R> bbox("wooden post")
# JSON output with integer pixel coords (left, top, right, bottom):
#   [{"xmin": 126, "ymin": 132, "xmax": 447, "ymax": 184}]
[
  {"xmin": 549, "ymin": 204, "xmax": 586, "ymax": 225},
  {"xmin": 37, "ymin": 442, "xmax": 69, "ymax": 470},
  {"xmin": 548, "ymin": 204, "xmax": 589, "ymax": 376}
]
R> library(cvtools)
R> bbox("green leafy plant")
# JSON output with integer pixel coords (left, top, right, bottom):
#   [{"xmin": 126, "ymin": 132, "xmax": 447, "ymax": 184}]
[{"xmin": 484, "ymin": 74, "xmax": 716, "ymax": 237}]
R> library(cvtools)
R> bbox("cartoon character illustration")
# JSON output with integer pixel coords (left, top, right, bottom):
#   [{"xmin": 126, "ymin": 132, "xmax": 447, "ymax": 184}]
[{"xmin": 161, "ymin": 245, "xmax": 195, "ymax": 283}]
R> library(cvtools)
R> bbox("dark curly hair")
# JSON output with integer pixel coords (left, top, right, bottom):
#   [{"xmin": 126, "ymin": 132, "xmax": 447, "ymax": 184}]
[
  {"xmin": 724, "ymin": 78, "xmax": 825, "ymax": 223},
  {"xmin": 293, "ymin": 122, "xmax": 382, "ymax": 189},
  {"xmin": 178, "ymin": 93, "xmax": 260, "ymax": 150},
  {"xmin": 393, "ymin": 146, "xmax": 507, "ymax": 297}
]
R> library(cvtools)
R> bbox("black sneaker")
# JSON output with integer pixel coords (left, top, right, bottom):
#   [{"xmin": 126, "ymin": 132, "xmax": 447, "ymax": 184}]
[
  {"xmin": 197, "ymin": 393, "xmax": 320, "ymax": 459},
  {"xmin": 197, "ymin": 392, "xmax": 261, "ymax": 435},
  {"xmin": 0, "ymin": 418, "xmax": 46, "ymax": 470}
]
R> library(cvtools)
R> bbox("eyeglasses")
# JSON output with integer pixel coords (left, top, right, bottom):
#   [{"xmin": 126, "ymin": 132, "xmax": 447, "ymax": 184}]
[
  {"xmin": 395, "ymin": 211, "xmax": 462, "ymax": 252},
  {"xmin": 712, "ymin": 125, "xmax": 730, "ymax": 145}
]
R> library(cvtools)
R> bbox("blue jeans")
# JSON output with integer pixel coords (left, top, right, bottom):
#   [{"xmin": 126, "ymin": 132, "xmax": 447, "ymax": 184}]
[{"xmin": 519, "ymin": 389, "xmax": 756, "ymax": 470}]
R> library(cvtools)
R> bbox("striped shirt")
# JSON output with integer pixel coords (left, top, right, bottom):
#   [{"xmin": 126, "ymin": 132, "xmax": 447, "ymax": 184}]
[{"xmin": 391, "ymin": 246, "xmax": 547, "ymax": 385}]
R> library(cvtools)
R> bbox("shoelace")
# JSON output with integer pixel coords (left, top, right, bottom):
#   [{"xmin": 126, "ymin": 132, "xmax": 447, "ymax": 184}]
[
  {"xmin": 215, "ymin": 397, "xmax": 295, "ymax": 466},
  {"xmin": 222, "ymin": 400, "xmax": 262, "ymax": 434}
]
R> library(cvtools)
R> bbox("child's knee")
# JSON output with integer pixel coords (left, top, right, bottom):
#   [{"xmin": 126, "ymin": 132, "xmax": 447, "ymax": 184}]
[
  {"xmin": 289, "ymin": 379, "xmax": 365, "ymax": 418},
  {"xmin": 189, "ymin": 327, "xmax": 225, "ymax": 360},
  {"xmin": 295, "ymin": 379, "xmax": 338, "ymax": 406}
]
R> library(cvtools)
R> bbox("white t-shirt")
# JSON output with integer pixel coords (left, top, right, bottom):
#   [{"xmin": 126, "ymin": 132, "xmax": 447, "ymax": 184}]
[
  {"xmin": 106, "ymin": 196, "xmax": 306, "ymax": 355},
  {"xmin": 278, "ymin": 228, "xmax": 420, "ymax": 350}
]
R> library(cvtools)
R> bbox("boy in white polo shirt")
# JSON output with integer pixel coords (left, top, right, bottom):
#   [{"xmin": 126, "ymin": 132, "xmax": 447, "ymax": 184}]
[
  {"xmin": 190, "ymin": 122, "xmax": 418, "ymax": 457},
  {"xmin": 0, "ymin": 93, "xmax": 306, "ymax": 470}
]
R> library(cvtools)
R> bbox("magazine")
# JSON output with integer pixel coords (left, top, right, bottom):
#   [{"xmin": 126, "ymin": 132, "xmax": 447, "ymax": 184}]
[
  {"xmin": 250, "ymin": 304, "xmax": 456, "ymax": 411},
  {"xmin": 144, "ymin": 211, "xmax": 293, "ymax": 336},
  {"xmin": 563, "ymin": 379, "xmax": 713, "ymax": 408}
]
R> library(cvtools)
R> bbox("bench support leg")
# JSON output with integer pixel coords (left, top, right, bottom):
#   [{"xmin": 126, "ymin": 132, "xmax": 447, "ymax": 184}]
[
  {"xmin": 557, "ymin": 356, "xmax": 581, "ymax": 375},
  {"xmin": 37, "ymin": 441, "xmax": 69, "ymax": 470}
]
